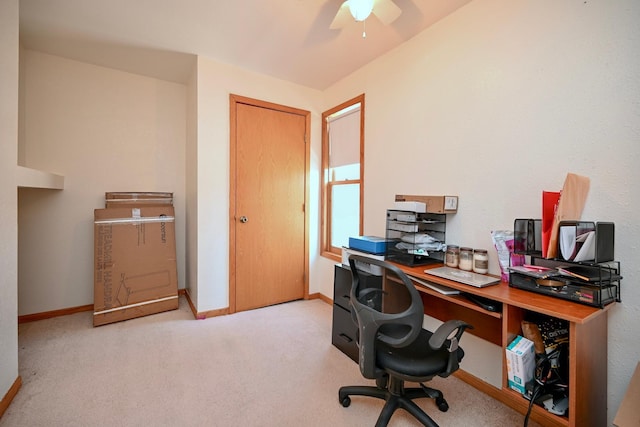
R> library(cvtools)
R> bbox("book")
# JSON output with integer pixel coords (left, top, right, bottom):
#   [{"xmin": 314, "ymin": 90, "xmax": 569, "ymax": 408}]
[{"xmin": 509, "ymin": 265, "xmax": 559, "ymax": 279}]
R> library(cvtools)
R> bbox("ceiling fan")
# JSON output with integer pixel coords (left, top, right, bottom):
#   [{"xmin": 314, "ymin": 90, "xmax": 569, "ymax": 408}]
[{"xmin": 330, "ymin": 0, "xmax": 402, "ymax": 32}]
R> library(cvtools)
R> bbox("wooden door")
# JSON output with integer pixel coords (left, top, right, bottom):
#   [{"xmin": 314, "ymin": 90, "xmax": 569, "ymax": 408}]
[{"xmin": 230, "ymin": 95, "xmax": 309, "ymax": 312}]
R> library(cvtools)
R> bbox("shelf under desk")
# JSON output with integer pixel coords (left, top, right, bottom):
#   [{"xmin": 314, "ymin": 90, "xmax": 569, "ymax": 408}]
[{"xmin": 389, "ymin": 262, "xmax": 611, "ymax": 427}]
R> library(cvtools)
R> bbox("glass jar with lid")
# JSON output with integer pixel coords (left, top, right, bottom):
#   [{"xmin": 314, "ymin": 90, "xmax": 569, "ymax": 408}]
[
  {"xmin": 458, "ymin": 247, "xmax": 473, "ymax": 271},
  {"xmin": 445, "ymin": 245, "xmax": 460, "ymax": 268},
  {"xmin": 473, "ymin": 249, "xmax": 489, "ymax": 274}
]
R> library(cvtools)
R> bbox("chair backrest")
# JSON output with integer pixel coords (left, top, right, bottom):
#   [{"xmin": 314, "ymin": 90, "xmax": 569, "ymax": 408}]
[{"xmin": 348, "ymin": 255, "xmax": 425, "ymax": 379}]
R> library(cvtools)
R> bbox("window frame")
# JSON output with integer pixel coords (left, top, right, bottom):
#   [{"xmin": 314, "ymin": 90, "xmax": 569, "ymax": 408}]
[{"xmin": 321, "ymin": 94, "xmax": 365, "ymax": 261}]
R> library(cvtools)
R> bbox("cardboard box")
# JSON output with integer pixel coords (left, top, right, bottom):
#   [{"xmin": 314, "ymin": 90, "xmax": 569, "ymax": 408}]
[
  {"xmin": 105, "ymin": 192, "xmax": 173, "ymax": 208},
  {"xmin": 395, "ymin": 195, "xmax": 458, "ymax": 213},
  {"xmin": 93, "ymin": 206, "xmax": 178, "ymax": 326},
  {"xmin": 614, "ymin": 362, "xmax": 640, "ymax": 427},
  {"xmin": 506, "ymin": 336, "xmax": 536, "ymax": 394}
]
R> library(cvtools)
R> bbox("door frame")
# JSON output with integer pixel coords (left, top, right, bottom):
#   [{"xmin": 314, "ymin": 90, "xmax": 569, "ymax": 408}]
[{"xmin": 228, "ymin": 94, "xmax": 311, "ymax": 314}]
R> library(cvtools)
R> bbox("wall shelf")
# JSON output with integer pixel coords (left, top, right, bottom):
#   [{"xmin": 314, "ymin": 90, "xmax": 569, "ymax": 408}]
[{"xmin": 16, "ymin": 166, "xmax": 64, "ymax": 190}]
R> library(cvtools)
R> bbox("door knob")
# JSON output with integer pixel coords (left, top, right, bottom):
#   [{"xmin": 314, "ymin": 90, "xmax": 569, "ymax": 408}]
[{"xmin": 239, "ymin": 216, "xmax": 248, "ymax": 223}]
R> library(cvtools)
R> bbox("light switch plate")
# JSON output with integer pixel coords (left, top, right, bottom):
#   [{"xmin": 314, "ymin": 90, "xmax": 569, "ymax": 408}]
[{"xmin": 444, "ymin": 196, "xmax": 458, "ymax": 210}]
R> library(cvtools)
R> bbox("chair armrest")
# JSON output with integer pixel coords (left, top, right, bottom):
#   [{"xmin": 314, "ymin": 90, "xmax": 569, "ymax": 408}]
[
  {"xmin": 430, "ymin": 320, "xmax": 473, "ymax": 377},
  {"xmin": 429, "ymin": 319, "xmax": 473, "ymax": 352}
]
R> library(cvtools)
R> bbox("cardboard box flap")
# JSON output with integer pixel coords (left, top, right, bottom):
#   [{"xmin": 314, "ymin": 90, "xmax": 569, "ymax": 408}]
[
  {"xmin": 105, "ymin": 191, "xmax": 173, "ymax": 200},
  {"xmin": 95, "ymin": 206, "xmax": 175, "ymax": 221},
  {"xmin": 105, "ymin": 192, "xmax": 173, "ymax": 208}
]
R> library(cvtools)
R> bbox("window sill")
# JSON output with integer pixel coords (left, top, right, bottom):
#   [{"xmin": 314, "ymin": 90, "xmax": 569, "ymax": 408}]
[{"xmin": 321, "ymin": 251, "xmax": 341, "ymax": 263}]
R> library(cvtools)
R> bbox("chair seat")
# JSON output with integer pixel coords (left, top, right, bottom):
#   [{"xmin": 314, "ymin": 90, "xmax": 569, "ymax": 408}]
[
  {"xmin": 377, "ymin": 329, "xmax": 465, "ymax": 381},
  {"xmin": 339, "ymin": 256, "xmax": 472, "ymax": 427}
]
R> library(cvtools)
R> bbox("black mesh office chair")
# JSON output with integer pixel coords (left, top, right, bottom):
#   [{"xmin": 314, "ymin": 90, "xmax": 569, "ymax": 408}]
[{"xmin": 339, "ymin": 255, "xmax": 472, "ymax": 427}]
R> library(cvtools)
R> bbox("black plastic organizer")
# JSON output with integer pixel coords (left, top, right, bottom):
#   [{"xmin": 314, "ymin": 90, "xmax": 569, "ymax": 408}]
[
  {"xmin": 385, "ymin": 209, "xmax": 446, "ymax": 266},
  {"xmin": 509, "ymin": 257, "xmax": 620, "ymax": 308},
  {"xmin": 509, "ymin": 219, "xmax": 621, "ymax": 308}
]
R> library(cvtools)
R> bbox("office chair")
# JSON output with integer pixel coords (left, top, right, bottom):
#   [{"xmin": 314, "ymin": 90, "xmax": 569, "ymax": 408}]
[{"xmin": 339, "ymin": 255, "xmax": 472, "ymax": 427}]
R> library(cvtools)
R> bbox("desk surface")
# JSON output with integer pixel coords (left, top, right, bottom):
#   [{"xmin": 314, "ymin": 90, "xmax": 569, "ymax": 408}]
[{"xmin": 396, "ymin": 263, "xmax": 611, "ymax": 324}]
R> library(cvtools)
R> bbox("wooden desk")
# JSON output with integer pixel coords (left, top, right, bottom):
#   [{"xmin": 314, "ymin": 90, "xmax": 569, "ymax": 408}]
[{"xmin": 392, "ymin": 263, "xmax": 611, "ymax": 427}]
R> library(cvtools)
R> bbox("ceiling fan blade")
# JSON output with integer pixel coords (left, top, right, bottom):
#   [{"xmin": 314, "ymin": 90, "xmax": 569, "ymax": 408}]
[
  {"xmin": 329, "ymin": 1, "xmax": 352, "ymax": 30},
  {"xmin": 372, "ymin": 0, "xmax": 402, "ymax": 25}
]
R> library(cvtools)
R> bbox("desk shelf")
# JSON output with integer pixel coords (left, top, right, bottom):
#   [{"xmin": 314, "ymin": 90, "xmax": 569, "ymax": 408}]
[
  {"xmin": 412, "ymin": 283, "xmax": 502, "ymax": 319},
  {"xmin": 392, "ymin": 262, "xmax": 609, "ymax": 427}
]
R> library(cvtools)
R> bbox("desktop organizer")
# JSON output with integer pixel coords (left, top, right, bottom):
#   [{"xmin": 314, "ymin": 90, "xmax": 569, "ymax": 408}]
[
  {"xmin": 510, "ymin": 218, "xmax": 621, "ymax": 309},
  {"xmin": 384, "ymin": 209, "xmax": 446, "ymax": 266}
]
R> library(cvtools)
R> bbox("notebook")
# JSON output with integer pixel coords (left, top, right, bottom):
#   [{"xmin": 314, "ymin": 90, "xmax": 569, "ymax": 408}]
[{"xmin": 423, "ymin": 266, "xmax": 501, "ymax": 288}]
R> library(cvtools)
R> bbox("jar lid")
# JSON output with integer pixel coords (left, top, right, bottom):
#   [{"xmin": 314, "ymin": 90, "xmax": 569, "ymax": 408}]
[
  {"xmin": 446, "ymin": 245, "xmax": 459, "ymax": 249},
  {"xmin": 474, "ymin": 249, "xmax": 488, "ymax": 253},
  {"xmin": 460, "ymin": 247, "xmax": 473, "ymax": 251}
]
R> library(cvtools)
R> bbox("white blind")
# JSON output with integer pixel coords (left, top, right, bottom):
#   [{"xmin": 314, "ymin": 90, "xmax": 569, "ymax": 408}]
[{"xmin": 328, "ymin": 108, "xmax": 360, "ymax": 168}]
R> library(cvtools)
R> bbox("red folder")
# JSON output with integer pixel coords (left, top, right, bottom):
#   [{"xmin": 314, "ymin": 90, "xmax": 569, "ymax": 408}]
[{"xmin": 541, "ymin": 191, "xmax": 560, "ymax": 258}]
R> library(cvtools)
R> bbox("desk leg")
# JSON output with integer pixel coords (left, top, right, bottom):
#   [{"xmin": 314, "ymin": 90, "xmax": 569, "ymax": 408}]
[{"xmin": 570, "ymin": 314, "xmax": 607, "ymax": 427}]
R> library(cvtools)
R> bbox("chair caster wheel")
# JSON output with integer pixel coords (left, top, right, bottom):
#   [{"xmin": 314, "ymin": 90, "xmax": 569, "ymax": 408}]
[
  {"xmin": 436, "ymin": 397, "xmax": 449, "ymax": 412},
  {"xmin": 340, "ymin": 396, "xmax": 351, "ymax": 407}
]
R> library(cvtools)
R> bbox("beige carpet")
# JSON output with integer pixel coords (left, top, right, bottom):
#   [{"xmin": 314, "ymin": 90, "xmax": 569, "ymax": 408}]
[{"xmin": 1, "ymin": 298, "xmax": 539, "ymax": 426}]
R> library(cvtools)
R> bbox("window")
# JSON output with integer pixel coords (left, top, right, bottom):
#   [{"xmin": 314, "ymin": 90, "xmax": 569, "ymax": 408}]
[{"xmin": 321, "ymin": 94, "xmax": 365, "ymax": 259}]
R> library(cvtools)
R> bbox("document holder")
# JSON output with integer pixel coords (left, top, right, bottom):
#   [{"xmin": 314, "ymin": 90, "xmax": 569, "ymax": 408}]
[
  {"xmin": 557, "ymin": 221, "xmax": 614, "ymax": 263},
  {"xmin": 514, "ymin": 219, "xmax": 542, "ymax": 256}
]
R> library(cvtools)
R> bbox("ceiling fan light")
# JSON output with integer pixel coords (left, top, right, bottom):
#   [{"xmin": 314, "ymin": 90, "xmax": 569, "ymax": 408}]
[{"xmin": 348, "ymin": 0, "xmax": 374, "ymax": 22}]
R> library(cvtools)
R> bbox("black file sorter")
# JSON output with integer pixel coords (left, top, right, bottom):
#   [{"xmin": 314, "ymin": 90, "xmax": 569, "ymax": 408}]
[
  {"xmin": 385, "ymin": 209, "xmax": 446, "ymax": 266},
  {"xmin": 510, "ymin": 219, "xmax": 621, "ymax": 308}
]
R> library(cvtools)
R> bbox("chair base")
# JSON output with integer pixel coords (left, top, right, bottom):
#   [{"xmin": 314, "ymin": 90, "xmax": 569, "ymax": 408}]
[{"xmin": 339, "ymin": 376, "xmax": 448, "ymax": 427}]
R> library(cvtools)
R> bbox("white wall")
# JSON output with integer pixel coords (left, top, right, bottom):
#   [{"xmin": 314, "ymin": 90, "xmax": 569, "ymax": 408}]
[
  {"xmin": 191, "ymin": 56, "xmax": 323, "ymax": 312},
  {"xmin": 9, "ymin": 0, "xmax": 640, "ymax": 423},
  {"xmin": 18, "ymin": 50, "xmax": 187, "ymax": 315},
  {"xmin": 322, "ymin": 0, "xmax": 640, "ymax": 423},
  {"xmin": 0, "ymin": 0, "xmax": 20, "ymax": 401},
  {"xmin": 185, "ymin": 62, "xmax": 199, "ymax": 306},
  {"xmin": 15, "ymin": 48, "xmax": 327, "ymax": 316}
]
